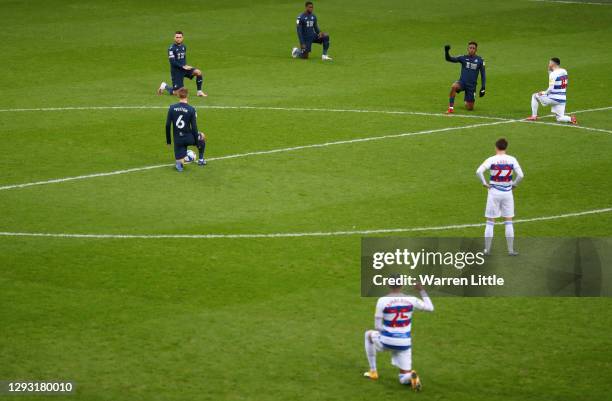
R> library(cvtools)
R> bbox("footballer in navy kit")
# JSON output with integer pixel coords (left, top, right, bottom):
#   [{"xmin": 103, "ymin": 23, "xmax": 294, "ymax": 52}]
[
  {"xmin": 291, "ymin": 2, "xmax": 332, "ymax": 61},
  {"xmin": 158, "ymin": 31, "xmax": 207, "ymax": 97},
  {"xmin": 165, "ymin": 88, "xmax": 207, "ymax": 172},
  {"xmin": 444, "ymin": 42, "xmax": 486, "ymax": 113}
]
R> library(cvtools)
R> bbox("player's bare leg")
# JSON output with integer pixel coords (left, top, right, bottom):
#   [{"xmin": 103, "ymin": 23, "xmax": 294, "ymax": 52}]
[
  {"xmin": 484, "ymin": 218, "xmax": 495, "ymax": 255},
  {"xmin": 363, "ymin": 330, "xmax": 379, "ymax": 380},
  {"xmin": 447, "ymin": 82, "xmax": 461, "ymax": 113},
  {"xmin": 505, "ymin": 217, "xmax": 518, "ymax": 256},
  {"xmin": 193, "ymin": 69, "xmax": 207, "ymax": 97}
]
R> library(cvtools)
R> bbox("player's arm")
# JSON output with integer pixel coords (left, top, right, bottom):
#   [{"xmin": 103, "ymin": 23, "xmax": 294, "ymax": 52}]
[
  {"xmin": 165, "ymin": 109, "xmax": 172, "ymax": 145},
  {"xmin": 479, "ymin": 60, "xmax": 486, "ymax": 97},
  {"xmin": 190, "ymin": 109, "xmax": 199, "ymax": 136},
  {"xmin": 296, "ymin": 17, "xmax": 305, "ymax": 47},
  {"xmin": 444, "ymin": 45, "xmax": 459, "ymax": 63},
  {"xmin": 168, "ymin": 47, "xmax": 183, "ymax": 69},
  {"xmin": 374, "ymin": 299, "xmax": 385, "ymax": 331},
  {"xmin": 512, "ymin": 160, "xmax": 524, "ymax": 187},
  {"xmin": 476, "ymin": 160, "xmax": 490, "ymax": 188},
  {"xmin": 542, "ymin": 78, "xmax": 555, "ymax": 95},
  {"xmin": 413, "ymin": 283, "xmax": 434, "ymax": 312}
]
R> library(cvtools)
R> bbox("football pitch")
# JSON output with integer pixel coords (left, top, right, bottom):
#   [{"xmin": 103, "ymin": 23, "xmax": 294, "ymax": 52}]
[{"xmin": 1, "ymin": 0, "xmax": 611, "ymax": 400}]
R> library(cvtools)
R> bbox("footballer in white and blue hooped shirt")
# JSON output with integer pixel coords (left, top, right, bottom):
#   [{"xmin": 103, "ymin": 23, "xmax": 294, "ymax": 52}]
[
  {"xmin": 528, "ymin": 58, "xmax": 576, "ymax": 124},
  {"xmin": 476, "ymin": 138, "xmax": 524, "ymax": 256},
  {"xmin": 363, "ymin": 283, "xmax": 433, "ymax": 391}
]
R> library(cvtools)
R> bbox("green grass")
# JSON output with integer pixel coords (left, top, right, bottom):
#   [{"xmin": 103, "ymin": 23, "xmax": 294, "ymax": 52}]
[{"xmin": 1, "ymin": 0, "xmax": 611, "ymax": 400}]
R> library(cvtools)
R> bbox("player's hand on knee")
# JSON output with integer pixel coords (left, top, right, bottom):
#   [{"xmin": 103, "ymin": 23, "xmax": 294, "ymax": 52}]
[
  {"xmin": 199, "ymin": 132, "xmax": 206, "ymax": 140},
  {"xmin": 183, "ymin": 65, "xmax": 192, "ymax": 70}
]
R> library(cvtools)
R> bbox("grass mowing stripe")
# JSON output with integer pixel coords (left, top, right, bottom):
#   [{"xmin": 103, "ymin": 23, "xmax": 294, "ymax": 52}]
[
  {"xmin": 0, "ymin": 119, "xmax": 516, "ymax": 191},
  {"xmin": 0, "ymin": 208, "xmax": 609, "ymax": 238}
]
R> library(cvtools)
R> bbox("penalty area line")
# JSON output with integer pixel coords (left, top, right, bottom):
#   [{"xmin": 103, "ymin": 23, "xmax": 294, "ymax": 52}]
[{"xmin": 0, "ymin": 208, "xmax": 609, "ymax": 239}]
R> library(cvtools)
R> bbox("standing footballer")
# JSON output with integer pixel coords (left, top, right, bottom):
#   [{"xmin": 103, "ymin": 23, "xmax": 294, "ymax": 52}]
[
  {"xmin": 158, "ymin": 31, "xmax": 207, "ymax": 97},
  {"xmin": 476, "ymin": 138, "xmax": 524, "ymax": 256},
  {"xmin": 291, "ymin": 2, "xmax": 332, "ymax": 61},
  {"xmin": 444, "ymin": 42, "xmax": 486, "ymax": 113},
  {"xmin": 165, "ymin": 88, "xmax": 207, "ymax": 172}
]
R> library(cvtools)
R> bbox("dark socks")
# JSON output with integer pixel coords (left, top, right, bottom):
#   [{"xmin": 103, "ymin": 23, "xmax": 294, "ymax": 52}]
[
  {"xmin": 198, "ymin": 138, "xmax": 206, "ymax": 159},
  {"xmin": 323, "ymin": 37, "xmax": 330, "ymax": 55}
]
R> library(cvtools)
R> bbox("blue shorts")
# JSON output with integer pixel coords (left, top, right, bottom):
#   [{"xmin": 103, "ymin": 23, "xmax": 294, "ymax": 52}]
[
  {"xmin": 173, "ymin": 132, "xmax": 197, "ymax": 159},
  {"xmin": 302, "ymin": 35, "xmax": 326, "ymax": 53},
  {"xmin": 171, "ymin": 68, "xmax": 196, "ymax": 89},
  {"xmin": 455, "ymin": 80, "xmax": 476, "ymax": 103}
]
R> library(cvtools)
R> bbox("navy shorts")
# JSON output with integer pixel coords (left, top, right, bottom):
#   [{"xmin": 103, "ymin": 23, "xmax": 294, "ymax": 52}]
[
  {"xmin": 171, "ymin": 68, "xmax": 196, "ymax": 89},
  {"xmin": 455, "ymin": 81, "xmax": 476, "ymax": 103},
  {"xmin": 173, "ymin": 132, "xmax": 197, "ymax": 159},
  {"xmin": 303, "ymin": 35, "xmax": 327, "ymax": 53}
]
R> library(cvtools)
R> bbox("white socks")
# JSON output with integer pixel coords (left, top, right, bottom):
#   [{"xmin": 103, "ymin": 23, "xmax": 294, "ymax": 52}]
[
  {"xmin": 399, "ymin": 373, "xmax": 412, "ymax": 384},
  {"xmin": 504, "ymin": 221, "xmax": 514, "ymax": 253},
  {"xmin": 484, "ymin": 221, "xmax": 495, "ymax": 252},
  {"xmin": 364, "ymin": 331, "xmax": 377, "ymax": 371},
  {"xmin": 531, "ymin": 94, "xmax": 539, "ymax": 117},
  {"xmin": 556, "ymin": 114, "xmax": 572, "ymax": 122}
]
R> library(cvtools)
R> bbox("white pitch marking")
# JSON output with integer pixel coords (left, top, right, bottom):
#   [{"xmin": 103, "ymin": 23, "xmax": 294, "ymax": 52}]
[
  {"xmin": 0, "ymin": 104, "xmax": 507, "ymax": 121},
  {"xmin": 0, "ymin": 119, "xmax": 516, "ymax": 191},
  {"xmin": 523, "ymin": 120, "xmax": 612, "ymax": 134},
  {"xmin": 530, "ymin": 0, "xmax": 612, "ymax": 5},
  {"xmin": 0, "ymin": 105, "xmax": 609, "ymax": 191},
  {"xmin": 0, "ymin": 208, "xmax": 609, "ymax": 239}
]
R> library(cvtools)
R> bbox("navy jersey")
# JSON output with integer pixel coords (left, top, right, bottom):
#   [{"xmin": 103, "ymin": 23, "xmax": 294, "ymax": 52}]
[
  {"xmin": 168, "ymin": 43, "xmax": 187, "ymax": 72},
  {"xmin": 165, "ymin": 102, "xmax": 198, "ymax": 145},
  {"xmin": 447, "ymin": 55, "xmax": 486, "ymax": 89},
  {"xmin": 296, "ymin": 12, "xmax": 320, "ymax": 44}
]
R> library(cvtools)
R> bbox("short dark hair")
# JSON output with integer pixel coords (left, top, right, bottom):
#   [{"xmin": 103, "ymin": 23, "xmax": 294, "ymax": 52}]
[
  {"xmin": 495, "ymin": 138, "xmax": 508, "ymax": 150},
  {"xmin": 175, "ymin": 31, "xmax": 183, "ymax": 35},
  {"xmin": 550, "ymin": 57, "xmax": 561, "ymax": 66},
  {"xmin": 468, "ymin": 41, "xmax": 478, "ymax": 47},
  {"xmin": 176, "ymin": 87, "xmax": 188, "ymax": 99},
  {"xmin": 305, "ymin": 1, "xmax": 313, "ymax": 6}
]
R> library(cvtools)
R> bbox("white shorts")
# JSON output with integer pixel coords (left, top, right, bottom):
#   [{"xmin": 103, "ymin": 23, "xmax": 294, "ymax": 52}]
[
  {"xmin": 535, "ymin": 93, "xmax": 566, "ymax": 117},
  {"xmin": 485, "ymin": 189, "xmax": 515, "ymax": 218},
  {"xmin": 370, "ymin": 331, "xmax": 412, "ymax": 371}
]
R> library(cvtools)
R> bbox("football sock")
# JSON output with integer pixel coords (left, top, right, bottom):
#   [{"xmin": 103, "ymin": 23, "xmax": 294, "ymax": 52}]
[
  {"xmin": 197, "ymin": 137, "xmax": 206, "ymax": 159},
  {"xmin": 556, "ymin": 115, "xmax": 572, "ymax": 123},
  {"xmin": 364, "ymin": 331, "xmax": 377, "ymax": 371},
  {"xmin": 196, "ymin": 75, "xmax": 203, "ymax": 91},
  {"xmin": 504, "ymin": 221, "xmax": 514, "ymax": 253},
  {"xmin": 531, "ymin": 94, "xmax": 539, "ymax": 116},
  {"xmin": 449, "ymin": 97, "xmax": 455, "ymax": 108},
  {"xmin": 322, "ymin": 36, "xmax": 330, "ymax": 55},
  {"xmin": 166, "ymin": 85, "xmax": 174, "ymax": 95},
  {"xmin": 176, "ymin": 160, "xmax": 183, "ymax": 169},
  {"xmin": 399, "ymin": 373, "xmax": 412, "ymax": 385},
  {"xmin": 485, "ymin": 221, "xmax": 494, "ymax": 252}
]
